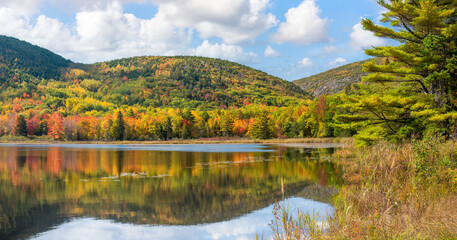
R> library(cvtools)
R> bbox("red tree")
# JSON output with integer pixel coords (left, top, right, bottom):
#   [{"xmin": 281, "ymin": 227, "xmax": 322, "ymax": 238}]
[{"xmin": 27, "ymin": 117, "xmax": 40, "ymax": 136}]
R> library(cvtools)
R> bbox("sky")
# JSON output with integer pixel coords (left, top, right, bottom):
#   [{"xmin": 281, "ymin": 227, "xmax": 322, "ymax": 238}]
[{"xmin": 0, "ymin": 0, "xmax": 388, "ymax": 81}]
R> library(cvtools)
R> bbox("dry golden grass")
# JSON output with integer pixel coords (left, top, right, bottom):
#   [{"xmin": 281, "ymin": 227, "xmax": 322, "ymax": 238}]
[{"xmin": 273, "ymin": 139, "xmax": 457, "ymax": 239}]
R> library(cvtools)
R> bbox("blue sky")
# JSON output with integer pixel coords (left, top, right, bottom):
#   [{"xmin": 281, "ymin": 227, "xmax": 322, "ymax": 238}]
[{"xmin": 0, "ymin": 0, "xmax": 387, "ymax": 81}]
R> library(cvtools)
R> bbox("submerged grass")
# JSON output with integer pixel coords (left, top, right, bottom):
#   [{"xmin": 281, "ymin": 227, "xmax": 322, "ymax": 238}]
[{"xmin": 272, "ymin": 137, "xmax": 457, "ymax": 239}]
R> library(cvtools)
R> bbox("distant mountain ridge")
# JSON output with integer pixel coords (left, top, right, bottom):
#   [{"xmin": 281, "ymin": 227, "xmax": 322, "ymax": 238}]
[
  {"xmin": 293, "ymin": 59, "xmax": 374, "ymax": 97},
  {"xmin": 0, "ymin": 35, "xmax": 308, "ymax": 110}
]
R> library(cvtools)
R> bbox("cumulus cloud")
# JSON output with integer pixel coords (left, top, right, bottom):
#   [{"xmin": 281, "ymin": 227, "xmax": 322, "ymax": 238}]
[
  {"xmin": 329, "ymin": 57, "xmax": 347, "ymax": 66},
  {"xmin": 350, "ymin": 23, "xmax": 386, "ymax": 50},
  {"xmin": 0, "ymin": 2, "xmax": 189, "ymax": 63},
  {"xmin": 0, "ymin": 7, "xmax": 79, "ymax": 57},
  {"xmin": 0, "ymin": 0, "xmax": 46, "ymax": 16},
  {"xmin": 189, "ymin": 40, "xmax": 258, "ymax": 63},
  {"xmin": 0, "ymin": 0, "xmax": 278, "ymax": 63},
  {"xmin": 264, "ymin": 45, "xmax": 280, "ymax": 58},
  {"xmin": 0, "ymin": 0, "xmax": 148, "ymax": 16},
  {"xmin": 272, "ymin": 0, "xmax": 329, "ymax": 44},
  {"xmin": 298, "ymin": 58, "xmax": 313, "ymax": 67},
  {"xmin": 323, "ymin": 45, "xmax": 338, "ymax": 54},
  {"xmin": 154, "ymin": 0, "xmax": 278, "ymax": 44}
]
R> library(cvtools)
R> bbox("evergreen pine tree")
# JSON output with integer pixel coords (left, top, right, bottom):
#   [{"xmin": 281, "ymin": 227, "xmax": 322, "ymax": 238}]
[
  {"xmin": 337, "ymin": 0, "xmax": 457, "ymax": 144},
  {"xmin": 165, "ymin": 117, "xmax": 173, "ymax": 140},
  {"xmin": 250, "ymin": 111, "xmax": 275, "ymax": 139},
  {"xmin": 221, "ymin": 114, "xmax": 234, "ymax": 137},
  {"xmin": 110, "ymin": 110, "xmax": 125, "ymax": 141},
  {"xmin": 15, "ymin": 115, "xmax": 27, "ymax": 136},
  {"xmin": 40, "ymin": 119, "xmax": 48, "ymax": 136},
  {"xmin": 200, "ymin": 111, "xmax": 210, "ymax": 138}
]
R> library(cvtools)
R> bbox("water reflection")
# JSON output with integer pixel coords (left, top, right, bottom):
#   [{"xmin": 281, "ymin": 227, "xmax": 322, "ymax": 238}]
[
  {"xmin": 31, "ymin": 198, "xmax": 333, "ymax": 240},
  {"xmin": 0, "ymin": 144, "xmax": 341, "ymax": 240}
]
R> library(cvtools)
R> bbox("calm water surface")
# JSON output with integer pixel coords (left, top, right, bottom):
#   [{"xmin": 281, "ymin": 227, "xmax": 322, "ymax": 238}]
[{"xmin": 0, "ymin": 144, "xmax": 342, "ymax": 240}]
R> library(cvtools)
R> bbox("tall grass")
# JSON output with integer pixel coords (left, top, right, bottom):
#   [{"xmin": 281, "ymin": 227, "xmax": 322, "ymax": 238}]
[
  {"xmin": 269, "ymin": 203, "xmax": 330, "ymax": 240},
  {"xmin": 272, "ymin": 137, "xmax": 457, "ymax": 239}
]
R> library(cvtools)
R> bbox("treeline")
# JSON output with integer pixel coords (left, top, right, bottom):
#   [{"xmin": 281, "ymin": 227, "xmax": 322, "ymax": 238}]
[{"xmin": 0, "ymin": 96, "xmax": 345, "ymax": 141}]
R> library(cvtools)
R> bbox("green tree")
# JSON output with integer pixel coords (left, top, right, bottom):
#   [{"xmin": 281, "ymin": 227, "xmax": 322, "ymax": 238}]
[
  {"xmin": 199, "ymin": 111, "xmax": 210, "ymax": 138},
  {"xmin": 338, "ymin": 0, "xmax": 457, "ymax": 144},
  {"xmin": 80, "ymin": 79, "xmax": 102, "ymax": 98},
  {"xmin": 40, "ymin": 119, "xmax": 48, "ymax": 136},
  {"xmin": 181, "ymin": 110, "xmax": 195, "ymax": 139},
  {"xmin": 15, "ymin": 115, "xmax": 27, "ymax": 136},
  {"xmin": 165, "ymin": 117, "xmax": 173, "ymax": 140},
  {"xmin": 104, "ymin": 119, "xmax": 113, "ymax": 140},
  {"xmin": 110, "ymin": 110, "xmax": 125, "ymax": 140},
  {"xmin": 250, "ymin": 111, "xmax": 275, "ymax": 139},
  {"xmin": 221, "ymin": 113, "xmax": 234, "ymax": 137},
  {"xmin": 125, "ymin": 108, "xmax": 135, "ymax": 118}
]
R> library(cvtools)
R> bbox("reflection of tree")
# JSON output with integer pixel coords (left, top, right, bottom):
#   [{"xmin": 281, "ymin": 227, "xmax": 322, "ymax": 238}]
[{"xmin": 0, "ymin": 146, "xmax": 342, "ymax": 239}]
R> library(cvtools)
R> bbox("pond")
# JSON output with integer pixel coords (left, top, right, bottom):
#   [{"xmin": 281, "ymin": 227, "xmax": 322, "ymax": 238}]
[{"xmin": 0, "ymin": 144, "xmax": 342, "ymax": 240}]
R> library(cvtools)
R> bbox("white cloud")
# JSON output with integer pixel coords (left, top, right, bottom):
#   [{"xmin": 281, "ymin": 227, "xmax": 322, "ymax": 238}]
[
  {"xmin": 0, "ymin": 0, "xmax": 149, "ymax": 16},
  {"xmin": 264, "ymin": 45, "xmax": 280, "ymax": 58},
  {"xmin": 0, "ymin": 0, "xmax": 45, "ymax": 16},
  {"xmin": 189, "ymin": 40, "xmax": 258, "ymax": 63},
  {"xmin": 154, "ymin": 0, "xmax": 278, "ymax": 44},
  {"xmin": 272, "ymin": 0, "xmax": 329, "ymax": 44},
  {"xmin": 0, "ymin": 0, "xmax": 279, "ymax": 63},
  {"xmin": 323, "ymin": 45, "xmax": 338, "ymax": 54},
  {"xmin": 350, "ymin": 23, "xmax": 386, "ymax": 50},
  {"xmin": 298, "ymin": 58, "xmax": 313, "ymax": 67},
  {"xmin": 0, "ymin": 8, "xmax": 28, "ymax": 34},
  {"xmin": 0, "ymin": 2, "xmax": 192, "ymax": 63},
  {"xmin": 329, "ymin": 57, "xmax": 347, "ymax": 66}
]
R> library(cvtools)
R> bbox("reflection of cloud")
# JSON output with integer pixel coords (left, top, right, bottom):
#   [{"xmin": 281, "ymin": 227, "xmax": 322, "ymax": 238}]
[{"xmin": 31, "ymin": 197, "xmax": 333, "ymax": 240}]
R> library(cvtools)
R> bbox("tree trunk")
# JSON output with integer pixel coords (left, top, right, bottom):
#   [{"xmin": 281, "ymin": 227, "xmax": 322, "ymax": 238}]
[{"xmin": 452, "ymin": 119, "xmax": 457, "ymax": 140}]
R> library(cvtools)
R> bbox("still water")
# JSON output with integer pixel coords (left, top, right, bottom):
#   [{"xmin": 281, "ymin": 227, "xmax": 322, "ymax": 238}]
[{"xmin": 0, "ymin": 144, "xmax": 342, "ymax": 240}]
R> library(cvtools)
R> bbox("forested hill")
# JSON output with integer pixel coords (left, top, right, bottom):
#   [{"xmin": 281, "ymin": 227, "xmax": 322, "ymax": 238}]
[
  {"xmin": 0, "ymin": 35, "xmax": 308, "ymax": 110},
  {"xmin": 0, "ymin": 35, "xmax": 72, "ymax": 80},
  {"xmin": 81, "ymin": 56, "xmax": 307, "ymax": 108},
  {"xmin": 293, "ymin": 59, "xmax": 374, "ymax": 97}
]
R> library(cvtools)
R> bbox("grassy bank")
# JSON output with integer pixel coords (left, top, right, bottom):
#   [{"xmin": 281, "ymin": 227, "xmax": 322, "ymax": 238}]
[
  {"xmin": 0, "ymin": 135, "xmax": 350, "ymax": 145},
  {"xmin": 273, "ymin": 137, "xmax": 457, "ymax": 239}
]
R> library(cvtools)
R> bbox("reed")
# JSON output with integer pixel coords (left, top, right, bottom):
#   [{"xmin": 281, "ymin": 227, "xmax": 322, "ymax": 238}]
[{"xmin": 272, "ymin": 137, "xmax": 457, "ymax": 239}]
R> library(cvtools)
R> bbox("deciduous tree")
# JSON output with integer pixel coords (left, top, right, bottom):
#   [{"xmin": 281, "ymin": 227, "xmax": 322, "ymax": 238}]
[{"xmin": 47, "ymin": 112, "xmax": 64, "ymax": 140}]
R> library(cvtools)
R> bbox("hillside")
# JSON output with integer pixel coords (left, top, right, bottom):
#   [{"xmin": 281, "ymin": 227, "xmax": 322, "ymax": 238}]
[
  {"xmin": 0, "ymin": 35, "xmax": 308, "ymax": 111},
  {"xmin": 293, "ymin": 59, "xmax": 374, "ymax": 97},
  {"xmin": 0, "ymin": 35, "xmax": 72, "ymax": 80},
  {"xmin": 81, "ymin": 56, "xmax": 307, "ymax": 109}
]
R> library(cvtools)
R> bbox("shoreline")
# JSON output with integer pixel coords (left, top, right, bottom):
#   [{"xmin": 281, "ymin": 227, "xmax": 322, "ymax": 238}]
[{"xmin": 0, "ymin": 137, "xmax": 351, "ymax": 146}]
